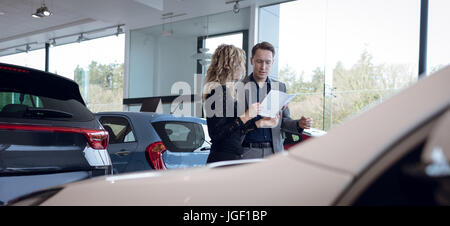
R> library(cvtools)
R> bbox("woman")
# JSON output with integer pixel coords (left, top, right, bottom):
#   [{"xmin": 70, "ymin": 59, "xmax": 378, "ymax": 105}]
[{"xmin": 203, "ymin": 44, "xmax": 279, "ymax": 163}]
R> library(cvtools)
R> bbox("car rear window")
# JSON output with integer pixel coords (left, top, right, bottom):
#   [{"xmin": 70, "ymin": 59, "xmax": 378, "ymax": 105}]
[
  {"xmin": 152, "ymin": 121, "xmax": 205, "ymax": 152},
  {"xmin": 0, "ymin": 91, "xmax": 93, "ymax": 122},
  {"xmin": 98, "ymin": 116, "xmax": 136, "ymax": 144}
]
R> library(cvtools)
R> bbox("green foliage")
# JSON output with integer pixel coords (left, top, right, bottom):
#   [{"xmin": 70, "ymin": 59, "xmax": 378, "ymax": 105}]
[
  {"xmin": 279, "ymin": 50, "xmax": 417, "ymax": 131},
  {"xmin": 74, "ymin": 62, "xmax": 124, "ymax": 113}
]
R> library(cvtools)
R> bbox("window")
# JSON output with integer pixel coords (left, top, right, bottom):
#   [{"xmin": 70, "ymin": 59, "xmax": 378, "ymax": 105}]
[
  {"xmin": 205, "ymin": 33, "xmax": 244, "ymax": 56},
  {"xmin": 98, "ymin": 116, "xmax": 136, "ymax": 144},
  {"xmin": 352, "ymin": 109, "xmax": 450, "ymax": 205},
  {"xmin": 152, "ymin": 121, "xmax": 205, "ymax": 152},
  {"xmin": 198, "ymin": 31, "xmax": 247, "ymax": 76},
  {"xmin": 427, "ymin": 0, "xmax": 450, "ymax": 74},
  {"xmin": 260, "ymin": 0, "xmax": 420, "ymax": 131},
  {"xmin": 0, "ymin": 91, "xmax": 93, "ymax": 122},
  {"xmin": 0, "ymin": 48, "xmax": 45, "ymax": 71},
  {"xmin": 50, "ymin": 34, "xmax": 125, "ymax": 113}
]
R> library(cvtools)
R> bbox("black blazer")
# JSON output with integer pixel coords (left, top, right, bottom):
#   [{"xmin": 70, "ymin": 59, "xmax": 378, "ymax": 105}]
[{"xmin": 204, "ymin": 85, "xmax": 257, "ymax": 162}]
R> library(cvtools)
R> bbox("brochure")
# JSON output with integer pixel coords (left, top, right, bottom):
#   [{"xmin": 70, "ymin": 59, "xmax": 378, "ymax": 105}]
[{"xmin": 259, "ymin": 90, "xmax": 296, "ymax": 117}]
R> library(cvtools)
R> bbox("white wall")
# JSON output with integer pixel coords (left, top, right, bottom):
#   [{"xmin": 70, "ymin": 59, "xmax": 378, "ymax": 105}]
[{"xmin": 127, "ymin": 8, "xmax": 251, "ymax": 115}]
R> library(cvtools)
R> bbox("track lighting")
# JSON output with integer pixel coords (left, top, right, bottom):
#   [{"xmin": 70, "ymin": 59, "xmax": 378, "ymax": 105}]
[
  {"xmin": 226, "ymin": 0, "xmax": 246, "ymax": 14},
  {"xmin": 77, "ymin": 33, "xmax": 85, "ymax": 43},
  {"xmin": 116, "ymin": 26, "xmax": 124, "ymax": 36},
  {"xmin": 32, "ymin": 1, "xmax": 53, "ymax": 18},
  {"xmin": 233, "ymin": 1, "xmax": 240, "ymax": 13}
]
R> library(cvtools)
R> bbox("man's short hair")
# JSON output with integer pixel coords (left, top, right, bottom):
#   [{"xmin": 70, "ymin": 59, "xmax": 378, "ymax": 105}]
[{"xmin": 251, "ymin": 41, "xmax": 275, "ymax": 57}]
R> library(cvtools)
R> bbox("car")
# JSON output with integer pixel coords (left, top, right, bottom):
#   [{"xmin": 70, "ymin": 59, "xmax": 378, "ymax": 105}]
[
  {"xmin": 6, "ymin": 65, "xmax": 450, "ymax": 206},
  {"xmin": 282, "ymin": 128, "xmax": 327, "ymax": 150},
  {"xmin": 95, "ymin": 112, "xmax": 211, "ymax": 173},
  {"xmin": 0, "ymin": 63, "xmax": 112, "ymax": 205}
]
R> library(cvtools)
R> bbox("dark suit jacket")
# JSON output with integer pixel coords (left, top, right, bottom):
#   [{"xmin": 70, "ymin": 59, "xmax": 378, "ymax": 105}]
[{"xmin": 240, "ymin": 74, "xmax": 302, "ymax": 153}]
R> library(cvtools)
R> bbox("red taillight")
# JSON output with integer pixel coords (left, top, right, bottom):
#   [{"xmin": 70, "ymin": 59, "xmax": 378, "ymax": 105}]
[
  {"xmin": 83, "ymin": 130, "xmax": 109, "ymax": 150},
  {"xmin": 0, "ymin": 66, "xmax": 30, "ymax": 73},
  {"xmin": 145, "ymin": 141, "xmax": 167, "ymax": 170},
  {"xmin": 0, "ymin": 124, "xmax": 108, "ymax": 150}
]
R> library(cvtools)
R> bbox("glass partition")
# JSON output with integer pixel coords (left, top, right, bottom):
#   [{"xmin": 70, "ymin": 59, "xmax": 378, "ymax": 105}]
[
  {"xmin": 260, "ymin": 0, "xmax": 420, "ymax": 130},
  {"xmin": 0, "ymin": 48, "xmax": 45, "ymax": 71},
  {"xmin": 427, "ymin": 0, "xmax": 450, "ymax": 74},
  {"xmin": 128, "ymin": 8, "xmax": 250, "ymax": 116}
]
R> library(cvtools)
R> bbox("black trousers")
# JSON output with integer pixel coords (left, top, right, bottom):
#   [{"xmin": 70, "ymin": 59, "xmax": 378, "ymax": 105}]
[
  {"xmin": 207, "ymin": 146, "xmax": 275, "ymax": 163},
  {"xmin": 206, "ymin": 151, "xmax": 241, "ymax": 163}
]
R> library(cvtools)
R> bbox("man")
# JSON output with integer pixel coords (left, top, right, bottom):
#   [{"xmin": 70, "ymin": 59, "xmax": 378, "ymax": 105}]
[{"xmin": 239, "ymin": 41, "xmax": 312, "ymax": 159}]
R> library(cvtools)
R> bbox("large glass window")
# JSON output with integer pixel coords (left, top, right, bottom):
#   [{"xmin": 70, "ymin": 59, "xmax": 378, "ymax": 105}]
[
  {"xmin": 427, "ymin": 0, "xmax": 450, "ymax": 74},
  {"xmin": 0, "ymin": 48, "xmax": 45, "ymax": 71},
  {"xmin": 49, "ymin": 34, "xmax": 125, "ymax": 113},
  {"xmin": 199, "ymin": 31, "xmax": 245, "ymax": 77},
  {"xmin": 260, "ymin": 0, "xmax": 420, "ymax": 131}
]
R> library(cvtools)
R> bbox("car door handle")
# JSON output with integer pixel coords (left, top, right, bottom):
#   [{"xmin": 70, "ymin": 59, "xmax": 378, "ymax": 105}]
[{"xmin": 115, "ymin": 151, "xmax": 130, "ymax": 156}]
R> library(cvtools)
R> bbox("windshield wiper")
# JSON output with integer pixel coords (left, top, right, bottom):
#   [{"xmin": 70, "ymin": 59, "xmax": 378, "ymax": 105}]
[{"xmin": 24, "ymin": 107, "xmax": 73, "ymax": 118}]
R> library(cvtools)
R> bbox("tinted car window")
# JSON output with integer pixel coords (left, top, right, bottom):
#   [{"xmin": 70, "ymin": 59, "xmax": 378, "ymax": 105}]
[
  {"xmin": 98, "ymin": 116, "xmax": 136, "ymax": 144},
  {"xmin": 0, "ymin": 91, "xmax": 93, "ymax": 122},
  {"xmin": 152, "ymin": 121, "xmax": 204, "ymax": 152}
]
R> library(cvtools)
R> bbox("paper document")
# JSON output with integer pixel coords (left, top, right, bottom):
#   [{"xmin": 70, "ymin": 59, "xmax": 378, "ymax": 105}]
[{"xmin": 259, "ymin": 90, "xmax": 296, "ymax": 117}]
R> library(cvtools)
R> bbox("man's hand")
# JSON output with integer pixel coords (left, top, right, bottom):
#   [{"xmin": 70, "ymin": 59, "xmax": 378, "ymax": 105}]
[
  {"xmin": 256, "ymin": 113, "xmax": 281, "ymax": 128},
  {"xmin": 247, "ymin": 103, "xmax": 261, "ymax": 118},
  {"xmin": 298, "ymin": 116, "xmax": 313, "ymax": 129},
  {"xmin": 239, "ymin": 103, "xmax": 261, "ymax": 124}
]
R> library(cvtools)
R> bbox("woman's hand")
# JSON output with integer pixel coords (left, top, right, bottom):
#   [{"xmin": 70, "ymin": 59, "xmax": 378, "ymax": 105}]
[
  {"xmin": 239, "ymin": 103, "xmax": 261, "ymax": 123},
  {"xmin": 256, "ymin": 113, "xmax": 281, "ymax": 128}
]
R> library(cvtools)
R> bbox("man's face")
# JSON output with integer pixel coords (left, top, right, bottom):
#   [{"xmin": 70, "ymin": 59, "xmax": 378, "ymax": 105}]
[{"xmin": 251, "ymin": 49, "xmax": 273, "ymax": 81}]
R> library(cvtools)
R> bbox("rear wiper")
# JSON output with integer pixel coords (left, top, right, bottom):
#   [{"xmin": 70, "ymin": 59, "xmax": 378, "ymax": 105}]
[{"xmin": 24, "ymin": 107, "xmax": 73, "ymax": 118}]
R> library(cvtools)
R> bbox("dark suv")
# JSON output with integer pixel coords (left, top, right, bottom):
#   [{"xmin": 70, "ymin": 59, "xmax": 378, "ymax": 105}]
[{"xmin": 0, "ymin": 63, "xmax": 111, "ymax": 204}]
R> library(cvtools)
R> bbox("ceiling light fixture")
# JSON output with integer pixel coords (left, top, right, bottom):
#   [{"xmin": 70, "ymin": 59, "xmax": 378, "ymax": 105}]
[
  {"xmin": 226, "ymin": 0, "xmax": 246, "ymax": 14},
  {"xmin": 116, "ymin": 25, "xmax": 124, "ymax": 36},
  {"xmin": 77, "ymin": 33, "xmax": 87, "ymax": 43},
  {"xmin": 15, "ymin": 43, "xmax": 32, "ymax": 53},
  {"xmin": 32, "ymin": 0, "xmax": 53, "ymax": 18}
]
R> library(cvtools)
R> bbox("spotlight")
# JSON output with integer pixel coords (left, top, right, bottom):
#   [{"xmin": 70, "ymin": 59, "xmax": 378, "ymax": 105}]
[
  {"xmin": 116, "ymin": 26, "xmax": 124, "ymax": 36},
  {"xmin": 226, "ymin": 0, "xmax": 246, "ymax": 14},
  {"xmin": 233, "ymin": 2, "xmax": 240, "ymax": 13},
  {"xmin": 32, "ymin": 1, "xmax": 53, "ymax": 18},
  {"xmin": 77, "ymin": 33, "xmax": 85, "ymax": 43}
]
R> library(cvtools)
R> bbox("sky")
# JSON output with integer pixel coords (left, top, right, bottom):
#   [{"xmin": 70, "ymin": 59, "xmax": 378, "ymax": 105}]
[
  {"xmin": 0, "ymin": 0, "xmax": 449, "ymax": 81},
  {"xmin": 277, "ymin": 0, "xmax": 450, "ymax": 82}
]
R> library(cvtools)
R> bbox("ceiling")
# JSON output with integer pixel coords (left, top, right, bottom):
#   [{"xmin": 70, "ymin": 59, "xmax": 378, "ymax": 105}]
[{"xmin": 0, "ymin": 0, "xmax": 286, "ymax": 56}]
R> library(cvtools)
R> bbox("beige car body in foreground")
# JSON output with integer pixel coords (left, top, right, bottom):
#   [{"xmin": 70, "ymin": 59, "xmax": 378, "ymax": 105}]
[{"xmin": 12, "ymin": 66, "xmax": 450, "ymax": 206}]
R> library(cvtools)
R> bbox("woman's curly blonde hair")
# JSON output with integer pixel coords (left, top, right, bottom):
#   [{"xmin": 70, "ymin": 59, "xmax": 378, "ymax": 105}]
[{"xmin": 203, "ymin": 44, "xmax": 246, "ymax": 100}]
